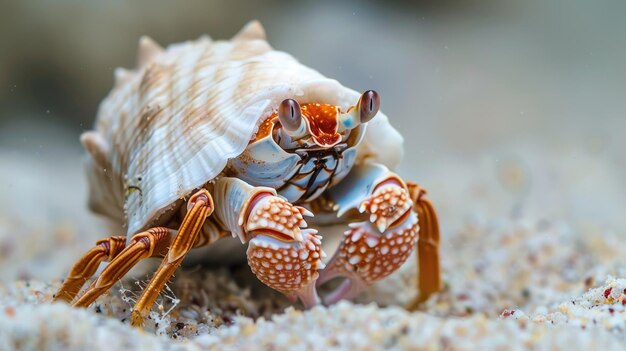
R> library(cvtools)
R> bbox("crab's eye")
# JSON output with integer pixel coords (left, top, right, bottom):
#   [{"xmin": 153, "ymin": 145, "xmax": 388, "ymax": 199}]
[
  {"xmin": 359, "ymin": 90, "xmax": 380, "ymax": 123},
  {"xmin": 278, "ymin": 98, "xmax": 302, "ymax": 132}
]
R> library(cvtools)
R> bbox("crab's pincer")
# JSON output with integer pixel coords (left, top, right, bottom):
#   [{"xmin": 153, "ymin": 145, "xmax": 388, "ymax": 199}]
[
  {"xmin": 244, "ymin": 194, "xmax": 326, "ymax": 307},
  {"xmin": 317, "ymin": 179, "xmax": 419, "ymax": 304}
]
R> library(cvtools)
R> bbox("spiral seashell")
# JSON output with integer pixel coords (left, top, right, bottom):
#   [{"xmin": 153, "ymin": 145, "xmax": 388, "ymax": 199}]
[{"xmin": 82, "ymin": 21, "xmax": 403, "ymax": 235}]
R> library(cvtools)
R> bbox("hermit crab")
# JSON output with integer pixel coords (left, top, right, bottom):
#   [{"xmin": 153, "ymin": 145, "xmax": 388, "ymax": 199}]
[{"xmin": 54, "ymin": 21, "xmax": 441, "ymax": 326}]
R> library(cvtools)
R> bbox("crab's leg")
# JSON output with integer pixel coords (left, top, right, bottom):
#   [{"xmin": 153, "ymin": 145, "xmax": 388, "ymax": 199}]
[
  {"xmin": 71, "ymin": 190, "xmax": 211, "ymax": 316},
  {"xmin": 53, "ymin": 236, "xmax": 127, "ymax": 303},
  {"xmin": 72, "ymin": 227, "xmax": 174, "ymax": 308},
  {"xmin": 130, "ymin": 190, "xmax": 213, "ymax": 326},
  {"xmin": 406, "ymin": 182, "xmax": 441, "ymax": 309},
  {"xmin": 317, "ymin": 163, "xmax": 441, "ymax": 305},
  {"xmin": 212, "ymin": 177, "xmax": 325, "ymax": 308}
]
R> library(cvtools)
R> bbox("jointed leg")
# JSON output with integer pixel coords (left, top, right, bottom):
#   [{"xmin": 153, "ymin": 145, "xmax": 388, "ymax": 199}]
[
  {"xmin": 72, "ymin": 227, "xmax": 173, "ymax": 308},
  {"xmin": 63, "ymin": 191, "xmax": 211, "ymax": 311},
  {"xmin": 57, "ymin": 189, "xmax": 222, "ymax": 326},
  {"xmin": 54, "ymin": 236, "xmax": 126, "ymax": 303},
  {"xmin": 131, "ymin": 190, "xmax": 213, "ymax": 326},
  {"xmin": 406, "ymin": 182, "xmax": 441, "ymax": 310}
]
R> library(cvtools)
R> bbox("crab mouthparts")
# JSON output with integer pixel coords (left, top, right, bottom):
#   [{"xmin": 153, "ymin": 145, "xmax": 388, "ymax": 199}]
[{"xmin": 311, "ymin": 132, "xmax": 342, "ymax": 148}]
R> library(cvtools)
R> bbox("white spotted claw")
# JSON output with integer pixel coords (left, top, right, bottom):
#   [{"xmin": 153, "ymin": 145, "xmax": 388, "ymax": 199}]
[
  {"xmin": 317, "ymin": 181, "xmax": 419, "ymax": 305},
  {"xmin": 244, "ymin": 193, "xmax": 325, "ymax": 307}
]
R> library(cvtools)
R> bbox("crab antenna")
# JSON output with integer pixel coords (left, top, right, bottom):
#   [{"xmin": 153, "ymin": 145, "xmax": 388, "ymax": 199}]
[{"xmin": 338, "ymin": 90, "xmax": 380, "ymax": 132}]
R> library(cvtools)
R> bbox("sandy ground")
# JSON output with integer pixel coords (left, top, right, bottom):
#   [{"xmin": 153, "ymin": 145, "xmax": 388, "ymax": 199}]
[
  {"xmin": 3, "ymin": 1, "xmax": 626, "ymax": 349},
  {"xmin": 2, "ymin": 129, "xmax": 626, "ymax": 351}
]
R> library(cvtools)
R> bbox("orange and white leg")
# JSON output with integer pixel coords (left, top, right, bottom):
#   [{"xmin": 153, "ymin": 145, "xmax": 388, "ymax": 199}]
[
  {"xmin": 406, "ymin": 182, "xmax": 441, "ymax": 309},
  {"xmin": 72, "ymin": 227, "xmax": 175, "ymax": 310},
  {"xmin": 213, "ymin": 177, "xmax": 325, "ymax": 308},
  {"xmin": 54, "ymin": 235, "xmax": 127, "ymax": 303},
  {"xmin": 57, "ymin": 190, "xmax": 225, "ymax": 327},
  {"xmin": 130, "ymin": 190, "xmax": 214, "ymax": 325},
  {"xmin": 317, "ymin": 163, "xmax": 438, "ymax": 305}
]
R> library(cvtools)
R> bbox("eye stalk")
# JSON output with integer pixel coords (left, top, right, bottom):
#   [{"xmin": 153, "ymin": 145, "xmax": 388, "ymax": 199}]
[
  {"xmin": 358, "ymin": 90, "xmax": 380, "ymax": 123},
  {"xmin": 278, "ymin": 98, "xmax": 307, "ymax": 139},
  {"xmin": 338, "ymin": 90, "xmax": 381, "ymax": 132}
]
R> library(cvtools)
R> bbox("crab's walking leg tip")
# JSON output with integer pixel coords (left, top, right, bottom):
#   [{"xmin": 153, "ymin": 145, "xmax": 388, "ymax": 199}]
[
  {"xmin": 292, "ymin": 282, "xmax": 321, "ymax": 309},
  {"xmin": 54, "ymin": 235, "xmax": 128, "ymax": 304},
  {"xmin": 130, "ymin": 310, "xmax": 147, "ymax": 327},
  {"xmin": 317, "ymin": 254, "xmax": 367, "ymax": 305}
]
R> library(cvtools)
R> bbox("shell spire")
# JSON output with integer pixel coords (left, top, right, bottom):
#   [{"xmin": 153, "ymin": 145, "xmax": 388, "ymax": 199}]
[
  {"xmin": 232, "ymin": 20, "xmax": 266, "ymax": 41},
  {"xmin": 113, "ymin": 67, "xmax": 133, "ymax": 87},
  {"xmin": 80, "ymin": 131, "xmax": 110, "ymax": 168},
  {"xmin": 136, "ymin": 36, "xmax": 163, "ymax": 68}
]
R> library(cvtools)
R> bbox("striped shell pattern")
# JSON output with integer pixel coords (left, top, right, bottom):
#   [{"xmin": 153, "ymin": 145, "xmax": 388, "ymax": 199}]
[{"xmin": 82, "ymin": 21, "xmax": 404, "ymax": 236}]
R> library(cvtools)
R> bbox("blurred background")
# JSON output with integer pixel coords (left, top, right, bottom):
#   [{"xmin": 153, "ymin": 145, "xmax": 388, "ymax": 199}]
[{"xmin": 1, "ymin": 0, "xmax": 625, "ymax": 281}]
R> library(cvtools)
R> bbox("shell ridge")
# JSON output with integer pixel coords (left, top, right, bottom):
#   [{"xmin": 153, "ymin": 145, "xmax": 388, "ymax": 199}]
[
  {"xmin": 126, "ymin": 54, "xmax": 280, "ymax": 172},
  {"xmin": 122, "ymin": 43, "xmax": 271, "ymax": 162},
  {"xmin": 126, "ymin": 98, "xmax": 273, "ymax": 232},
  {"xmin": 123, "ymin": 42, "xmax": 216, "ymax": 172}
]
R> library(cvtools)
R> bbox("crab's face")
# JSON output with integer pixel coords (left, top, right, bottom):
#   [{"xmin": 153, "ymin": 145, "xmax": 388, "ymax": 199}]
[{"xmin": 273, "ymin": 90, "xmax": 380, "ymax": 150}]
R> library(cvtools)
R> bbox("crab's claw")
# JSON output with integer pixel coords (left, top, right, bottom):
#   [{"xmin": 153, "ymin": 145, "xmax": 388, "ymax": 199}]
[
  {"xmin": 317, "ymin": 172, "xmax": 419, "ymax": 304},
  {"xmin": 244, "ymin": 194, "xmax": 326, "ymax": 308}
]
